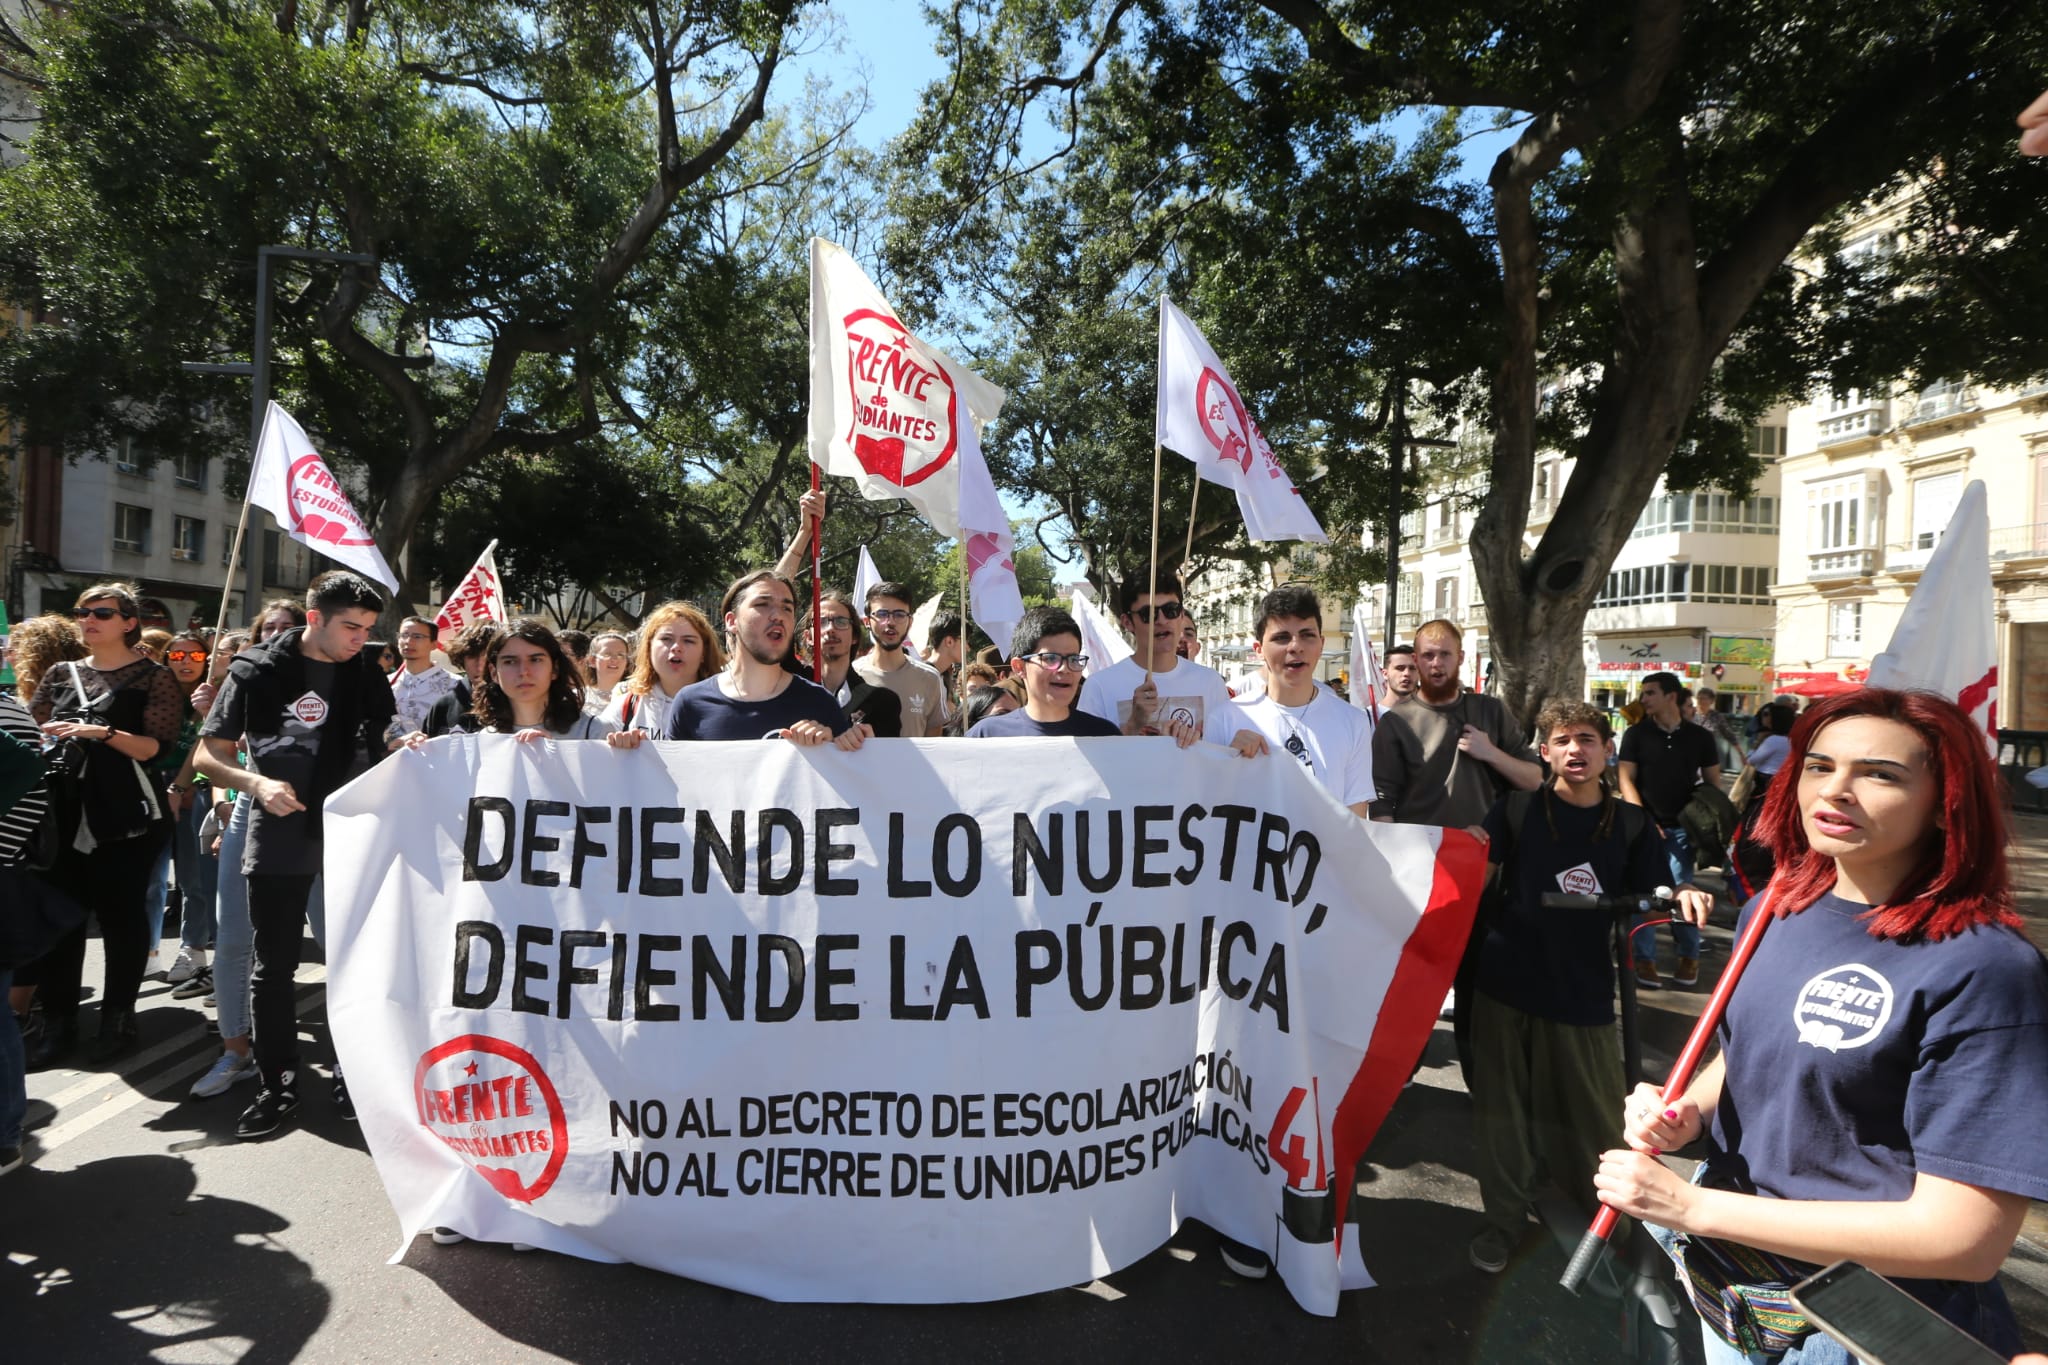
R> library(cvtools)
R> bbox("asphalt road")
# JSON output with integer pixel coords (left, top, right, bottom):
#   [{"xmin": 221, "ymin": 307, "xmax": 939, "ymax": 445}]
[{"xmin": 6, "ymin": 893, "xmax": 2045, "ymax": 1363}]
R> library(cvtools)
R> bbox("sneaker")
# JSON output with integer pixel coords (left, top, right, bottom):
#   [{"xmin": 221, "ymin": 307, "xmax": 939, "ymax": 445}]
[
  {"xmin": 332, "ymin": 1070, "xmax": 356, "ymax": 1122},
  {"xmin": 511, "ymin": 1243, "xmax": 537, "ymax": 1253},
  {"xmin": 166, "ymin": 946, "xmax": 210, "ymax": 985},
  {"xmin": 202, "ymin": 989, "xmax": 217, "ymax": 1006},
  {"xmin": 1634, "ymin": 959, "xmax": 1663, "ymax": 990},
  {"xmin": 0, "ymin": 1145, "xmax": 22, "ymax": 1177},
  {"xmin": 1470, "ymin": 1227, "xmax": 1515, "ymax": 1274},
  {"xmin": 1217, "ymin": 1236, "xmax": 1272, "ymax": 1280},
  {"xmin": 171, "ymin": 969, "xmax": 213, "ymax": 1001},
  {"xmin": 236, "ymin": 1072, "xmax": 300, "ymax": 1139},
  {"xmin": 1438, "ymin": 987, "xmax": 1457, "ymax": 1020},
  {"xmin": 432, "ymin": 1227, "xmax": 468, "ymax": 1245},
  {"xmin": 1672, "ymin": 957, "xmax": 1700, "ymax": 987},
  {"xmin": 190, "ymin": 1050, "xmax": 257, "ymax": 1099}
]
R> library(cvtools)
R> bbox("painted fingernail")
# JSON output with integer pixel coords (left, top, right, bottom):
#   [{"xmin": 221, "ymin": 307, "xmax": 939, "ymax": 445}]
[{"xmin": 1663, "ymin": 1109, "xmax": 1679, "ymax": 1122}]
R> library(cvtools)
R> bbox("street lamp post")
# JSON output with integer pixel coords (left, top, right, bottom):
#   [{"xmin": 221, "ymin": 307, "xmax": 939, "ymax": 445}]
[{"xmin": 183, "ymin": 244, "xmax": 375, "ymax": 624}]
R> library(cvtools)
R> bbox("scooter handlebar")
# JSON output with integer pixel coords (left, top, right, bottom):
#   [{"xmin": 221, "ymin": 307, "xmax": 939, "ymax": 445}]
[
  {"xmin": 1560, "ymin": 1216, "xmax": 1618, "ymax": 1295},
  {"xmin": 1539, "ymin": 886, "xmax": 1674, "ymax": 914}
]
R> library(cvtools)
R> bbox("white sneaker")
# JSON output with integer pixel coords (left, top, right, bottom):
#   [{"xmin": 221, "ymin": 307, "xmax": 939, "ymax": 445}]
[
  {"xmin": 190, "ymin": 1050, "xmax": 257, "ymax": 1099},
  {"xmin": 432, "ymin": 1228, "xmax": 468, "ymax": 1245},
  {"xmin": 1438, "ymin": 988, "xmax": 1457, "ymax": 1020},
  {"xmin": 166, "ymin": 946, "xmax": 210, "ymax": 985}
]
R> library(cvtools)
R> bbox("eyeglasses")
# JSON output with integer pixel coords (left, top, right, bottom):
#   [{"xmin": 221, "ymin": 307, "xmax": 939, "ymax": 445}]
[
  {"xmin": 819, "ymin": 616, "xmax": 856, "ymax": 631},
  {"xmin": 866, "ymin": 609, "xmax": 911, "ymax": 623},
  {"xmin": 73, "ymin": 606, "xmax": 131, "ymax": 621},
  {"xmin": 165, "ymin": 649, "xmax": 208, "ymax": 662},
  {"xmin": 1020, "ymin": 651, "xmax": 1089, "ymax": 671},
  {"xmin": 1126, "ymin": 602, "xmax": 1185, "ymax": 624}
]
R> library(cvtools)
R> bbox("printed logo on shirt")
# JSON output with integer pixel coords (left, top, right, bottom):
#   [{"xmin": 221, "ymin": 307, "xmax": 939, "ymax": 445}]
[
  {"xmin": 290, "ymin": 691, "xmax": 330, "ymax": 727},
  {"xmin": 1556, "ymin": 863, "xmax": 1603, "ymax": 897},
  {"xmin": 1115, "ymin": 695, "xmax": 1204, "ymax": 736},
  {"xmin": 1791, "ymin": 963, "xmax": 1894, "ymax": 1052}
]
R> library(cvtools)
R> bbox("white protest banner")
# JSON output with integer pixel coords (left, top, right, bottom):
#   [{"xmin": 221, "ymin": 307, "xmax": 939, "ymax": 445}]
[
  {"xmin": 434, "ymin": 540, "xmax": 508, "ymax": 636},
  {"xmin": 247, "ymin": 401, "xmax": 401, "ymax": 594},
  {"xmin": 1155, "ymin": 299, "xmax": 1327, "ymax": 545},
  {"xmin": 809, "ymin": 238, "xmax": 1006, "ymax": 537},
  {"xmin": 325, "ymin": 737, "xmax": 1482, "ymax": 1313},
  {"xmin": 1866, "ymin": 479, "xmax": 1998, "ymax": 752}
]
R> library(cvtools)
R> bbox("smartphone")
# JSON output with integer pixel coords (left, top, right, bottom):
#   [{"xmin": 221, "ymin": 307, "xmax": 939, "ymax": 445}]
[{"xmin": 1789, "ymin": 1261, "xmax": 2007, "ymax": 1365}]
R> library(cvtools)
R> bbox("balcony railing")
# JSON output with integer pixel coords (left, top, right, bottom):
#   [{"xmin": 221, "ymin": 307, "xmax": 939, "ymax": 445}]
[
  {"xmin": 1808, "ymin": 548, "xmax": 1876, "ymax": 580},
  {"xmin": 1526, "ymin": 494, "xmax": 1559, "ymax": 524},
  {"xmin": 1990, "ymin": 523, "xmax": 2048, "ymax": 561},
  {"xmin": 1426, "ymin": 523, "xmax": 1462, "ymax": 548},
  {"xmin": 1901, "ymin": 387, "xmax": 1978, "ymax": 426},
  {"xmin": 1817, "ymin": 404, "xmax": 1888, "ymax": 445}
]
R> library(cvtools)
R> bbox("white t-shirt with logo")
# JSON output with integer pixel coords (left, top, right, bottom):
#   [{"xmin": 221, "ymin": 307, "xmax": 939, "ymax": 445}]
[
  {"xmin": 1232, "ymin": 690, "xmax": 1375, "ymax": 808},
  {"xmin": 1077, "ymin": 656, "xmax": 1240, "ymax": 744}
]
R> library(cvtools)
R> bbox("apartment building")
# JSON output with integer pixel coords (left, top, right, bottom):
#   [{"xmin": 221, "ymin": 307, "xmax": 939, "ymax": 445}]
[
  {"xmin": 1774, "ymin": 377, "xmax": 2048, "ymax": 728},
  {"xmin": 1179, "ymin": 555, "xmax": 1362, "ymax": 690}
]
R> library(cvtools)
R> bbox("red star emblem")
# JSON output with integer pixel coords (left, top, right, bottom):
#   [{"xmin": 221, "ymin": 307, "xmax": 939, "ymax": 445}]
[{"xmin": 463, "ymin": 1061, "xmax": 480, "ymax": 1077}]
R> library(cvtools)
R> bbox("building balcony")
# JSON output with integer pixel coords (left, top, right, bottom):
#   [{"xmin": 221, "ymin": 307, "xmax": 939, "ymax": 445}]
[
  {"xmin": 1526, "ymin": 495, "xmax": 1559, "ymax": 525},
  {"xmin": 1990, "ymin": 523, "xmax": 2048, "ymax": 562},
  {"xmin": 1817, "ymin": 404, "xmax": 1888, "ymax": 446},
  {"xmin": 1900, "ymin": 386, "xmax": 1978, "ymax": 427},
  {"xmin": 1426, "ymin": 523, "xmax": 1462, "ymax": 548},
  {"xmin": 1808, "ymin": 548, "xmax": 1876, "ymax": 581}
]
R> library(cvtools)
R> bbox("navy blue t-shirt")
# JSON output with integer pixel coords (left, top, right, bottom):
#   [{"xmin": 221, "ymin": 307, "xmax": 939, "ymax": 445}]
[
  {"xmin": 663, "ymin": 675, "xmax": 850, "ymax": 742},
  {"xmin": 1709, "ymin": 892, "xmax": 2048, "ymax": 1213},
  {"xmin": 1477, "ymin": 790, "xmax": 1667, "ymax": 1026},
  {"xmin": 968, "ymin": 709, "xmax": 1121, "ymax": 738}
]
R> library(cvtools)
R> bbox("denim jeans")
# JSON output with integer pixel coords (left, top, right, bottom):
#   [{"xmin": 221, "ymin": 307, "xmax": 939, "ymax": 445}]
[
  {"xmin": 176, "ymin": 796, "xmax": 216, "ymax": 951},
  {"xmin": 1632, "ymin": 823, "xmax": 1703, "ymax": 961},
  {"xmin": 213, "ymin": 796, "xmax": 324, "ymax": 1044},
  {"xmin": 0, "ymin": 965, "xmax": 23, "ymax": 1148},
  {"xmin": 145, "ymin": 838, "xmax": 172, "ymax": 962}
]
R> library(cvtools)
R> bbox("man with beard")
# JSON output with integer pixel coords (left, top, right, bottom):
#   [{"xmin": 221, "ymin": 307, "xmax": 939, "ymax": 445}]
[
  {"xmin": 856, "ymin": 581, "xmax": 947, "ymax": 738},
  {"xmin": 665, "ymin": 570, "xmax": 870, "ymax": 749},
  {"xmin": 800, "ymin": 589, "xmax": 903, "ymax": 738}
]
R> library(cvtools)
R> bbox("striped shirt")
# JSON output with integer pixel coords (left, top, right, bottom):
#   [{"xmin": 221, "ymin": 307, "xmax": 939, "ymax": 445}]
[{"xmin": 0, "ymin": 691, "xmax": 49, "ymax": 865}]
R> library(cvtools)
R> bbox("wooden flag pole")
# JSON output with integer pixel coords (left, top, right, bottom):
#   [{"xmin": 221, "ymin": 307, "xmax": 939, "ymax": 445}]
[
  {"xmin": 1180, "ymin": 477, "xmax": 1201, "ymax": 588},
  {"xmin": 808, "ymin": 463, "xmax": 824, "ymax": 684},
  {"xmin": 211, "ymin": 404, "xmax": 270, "ymax": 644}
]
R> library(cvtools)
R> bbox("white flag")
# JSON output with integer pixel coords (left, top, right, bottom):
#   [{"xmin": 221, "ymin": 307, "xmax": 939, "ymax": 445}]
[
  {"xmin": 1155, "ymin": 299, "xmax": 1327, "ymax": 544},
  {"xmin": 808, "ymin": 239, "xmax": 1005, "ymax": 537},
  {"xmin": 246, "ymin": 401, "xmax": 400, "ymax": 595},
  {"xmin": 851, "ymin": 545, "xmax": 882, "ymax": 618},
  {"xmin": 960, "ymin": 418, "xmax": 1023, "ymax": 653},
  {"xmin": 1350, "ymin": 603, "xmax": 1386, "ymax": 725},
  {"xmin": 907, "ymin": 591, "xmax": 947, "ymax": 655},
  {"xmin": 1068, "ymin": 585, "xmax": 1135, "ymax": 677},
  {"xmin": 434, "ymin": 540, "xmax": 508, "ymax": 636},
  {"xmin": 1866, "ymin": 480, "xmax": 1998, "ymax": 752}
]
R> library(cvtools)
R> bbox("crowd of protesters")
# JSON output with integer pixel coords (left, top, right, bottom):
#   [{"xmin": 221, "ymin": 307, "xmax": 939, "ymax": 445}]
[{"xmin": 0, "ymin": 544, "xmax": 2043, "ymax": 1361}]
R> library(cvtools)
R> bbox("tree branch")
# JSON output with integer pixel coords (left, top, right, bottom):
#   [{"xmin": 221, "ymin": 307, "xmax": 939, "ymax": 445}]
[
  {"xmin": 1010, "ymin": 0, "xmax": 1139, "ymax": 97},
  {"xmin": 1256, "ymin": 0, "xmax": 1540, "ymax": 111}
]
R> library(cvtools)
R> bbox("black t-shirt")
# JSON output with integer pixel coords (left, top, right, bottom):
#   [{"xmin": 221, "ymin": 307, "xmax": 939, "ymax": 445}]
[
  {"xmin": 422, "ymin": 680, "xmax": 478, "ymax": 737},
  {"xmin": 1618, "ymin": 719, "xmax": 1720, "ymax": 821},
  {"xmin": 968, "ymin": 709, "xmax": 1122, "ymax": 738},
  {"xmin": 203, "ymin": 658, "xmax": 338, "ymax": 876},
  {"xmin": 664, "ymin": 675, "xmax": 850, "ymax": 741},
  {"xmin": 1477, "ymin": 791, "xmax": 1666, "ymax": 1026}
]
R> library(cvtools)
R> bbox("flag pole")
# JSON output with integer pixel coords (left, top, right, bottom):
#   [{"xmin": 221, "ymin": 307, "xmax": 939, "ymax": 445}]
[
  {"xmin": 211, "ymin": 401, "xmax": 271, "ymax": 644},
  {"xmin": 808, "ymin": 463, "xmax": 824, "ymax": 684},
  {"xmin": 1145, "ymin": 297, "xmax": 1167, "ymax": 687},
  {"xmin": 1180, "ymin": 478, "xmax": 1201, "ymax": 588}
]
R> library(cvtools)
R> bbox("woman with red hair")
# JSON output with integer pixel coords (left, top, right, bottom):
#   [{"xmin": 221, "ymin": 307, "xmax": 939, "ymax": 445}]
[{"xmin": 1596, "ymin": 688, "xmax": 2048, "ymax": 1362}]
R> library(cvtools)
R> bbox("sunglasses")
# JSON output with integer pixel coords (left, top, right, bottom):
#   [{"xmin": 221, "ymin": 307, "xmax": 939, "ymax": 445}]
[
  {"xmin": 73, "ymin": 606, "xmax": 133, "ymax": 621},
  {"xmin": 1127, "ymin": 602, "xmax": 1186, "ymax": 624},
  {"xmin": 165, "ymin": 649, "xmax": 209, "ymax": 662},
  {"xmin": 1020, "ymin": 651, "xmax": 1089, "ymax": 672}
]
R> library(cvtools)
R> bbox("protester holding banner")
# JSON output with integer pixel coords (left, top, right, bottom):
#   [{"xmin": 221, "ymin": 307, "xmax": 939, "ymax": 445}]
[
  {"xmin": 196, "ymin": 571, "xmax": 397, "ymax": 1137},
  {"xmin": 1604, "ymin": 689, "xmax": 2048, "ymax": 1361},
  {"xmin": 1078, "ymin": 583, "xmax": 1263, "ymax": 755},
  {"xmin": 967, "ymin": 608, "xmax": 1120, "ymax": 738},
  {"xmin": 389, "ymin": 617, "xmax": 459, "ymax": 742},
  {"xmin": 604, "ymin": 601, "xmax": 722, "ymax": 737},
  {"xmin": 421, "ymin": 620, "xmax": 501, "ymax": 739},
  {"xmin": 469, "ymin": 620, "xmax": 625, "ymax": 745},
  {"xmin": 1230, "ymin": 586, "xmax": 1373, "ymax": 818},
  {"xmin": 665, "ymin": 571, "xmax": 869, "ymax": 749},
  {"xmin": 20, "ymin": 583, "xmax": 180, "ymax": 1069},
  {"xmin": 798, "ymin": 590, "xmax": 903, "ymax": 738},
  {"xmin": 856, "ymin": 582, "xmax": 947, "ymax": 738},
  {"xmin": 1466, "ymin": 700, "xmax": 1711, "ymax": 1276}
]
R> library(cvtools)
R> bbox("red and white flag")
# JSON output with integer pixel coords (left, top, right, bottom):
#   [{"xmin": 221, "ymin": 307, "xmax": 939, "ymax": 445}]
[
  {"xmin": 1866, "ymin": 479, "xmax": 1997, "ymax": 753},
  {"xmin": 247, "ymin": 401, "xmax": 400, "ymax": 594},
  {"xmin": 808, "ymin": 238, "xmax": 1005, "ymax": 538},
  {"xmin": 959, "ymin": 419, "xmax": 1024, "ymax": 652},
  {"xmin": 434, "ymin": 540, "xmax": 508, "ymax": 636},
  {"xmin": 1349, "ymin": 603, "xmax": 1386, "ymax": 725},
  {"xmin": 1155, "ymin": 298, "xmax": 1327, "ymax": 544}
]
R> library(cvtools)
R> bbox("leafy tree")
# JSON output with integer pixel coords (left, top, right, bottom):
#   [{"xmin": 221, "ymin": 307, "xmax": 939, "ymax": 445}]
[
  {"xmin": 886, "ymin": 0, "xmax": 2048, "ymax": 721},
  {"xmin": 0, "ymin": 0, "xmax": 819, "ymax": 628}
]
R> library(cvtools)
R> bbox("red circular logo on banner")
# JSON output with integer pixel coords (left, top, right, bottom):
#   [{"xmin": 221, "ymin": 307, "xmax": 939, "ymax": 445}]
[
  {"xmin": 285, "ymin": 453, "xmax": 378, "ymax": 547},
  {"xmin": 840, "ymin": 308, "xmax": 958, "ymax": 487},
  {"xmin": 414, "ymin": 1035, "xmax": 569, "ymax": 1203}
]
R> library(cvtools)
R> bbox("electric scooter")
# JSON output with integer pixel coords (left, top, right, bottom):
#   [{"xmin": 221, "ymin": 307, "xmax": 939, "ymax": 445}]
[{"xmin": 1533, "ymin": 887, "xmax": 1696, "ymax": 1365}]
